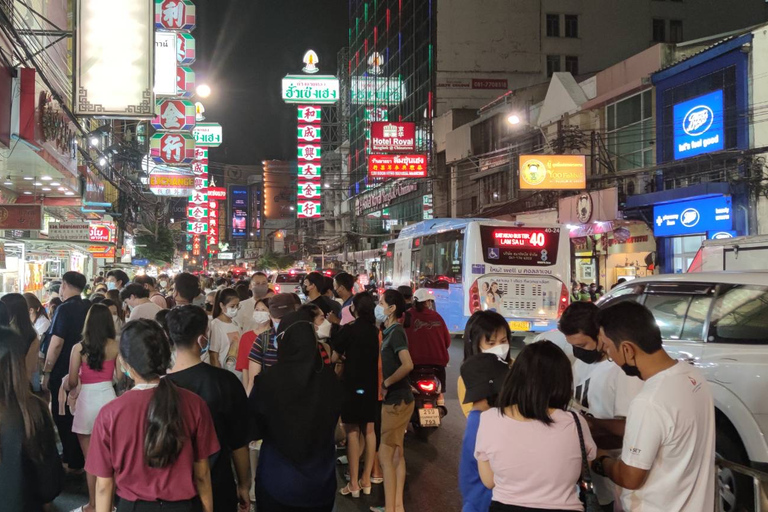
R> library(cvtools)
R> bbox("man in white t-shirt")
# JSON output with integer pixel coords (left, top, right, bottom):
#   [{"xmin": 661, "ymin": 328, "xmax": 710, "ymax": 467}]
[
  {"xmin": 593, "ymin": 301, "xmax": 715, "ymax": 512},
  {"xmin": 120, "ymin": 283, "xmax": 164, "ymax": 323},
  {"xmin": 558, "ymin": 301, "xmax": 644, "ymax": 511}
]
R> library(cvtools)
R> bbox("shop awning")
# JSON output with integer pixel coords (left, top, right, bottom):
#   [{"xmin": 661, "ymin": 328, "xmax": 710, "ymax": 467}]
[{"xmin": 625, "ymin": 182, "xmax": 730, "ymax": 208}]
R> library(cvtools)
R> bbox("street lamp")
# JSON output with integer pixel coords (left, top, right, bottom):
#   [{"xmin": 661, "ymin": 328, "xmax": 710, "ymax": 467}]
[
  {"xmin": 507, "ymin": 112, "xmax": 553, "ymax": 151},
  {"xmin": 196, "ymin": 84, "xmax": 211, "ymax": 98},
  {"xmin": 507, "ymin": 114, "xmax": 522, "ymax": 125}
]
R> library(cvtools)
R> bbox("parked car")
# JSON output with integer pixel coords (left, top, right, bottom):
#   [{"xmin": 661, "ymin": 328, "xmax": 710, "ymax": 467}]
[
  {"xmin": 271, "ymin": 270, "xmax": 306, "ymax": 296},
  {"xmin": 536, "ymin": 272, "xmax": 768, "ymax": 512}
]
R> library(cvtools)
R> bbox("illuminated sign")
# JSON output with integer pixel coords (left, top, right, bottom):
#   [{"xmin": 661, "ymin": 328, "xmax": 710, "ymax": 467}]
[
  {"xmin": 176, "ymin": 32, "xmax": 196, "ymax": 64},
  {"xmin": 298, "ymin": 105, "xmax": 321, "ymax": 123},
  {"xmin": 653, "ymin": 195, "xmax": 732, "ymax": 237},
  {"xmin": 49, "ymin": 222, "xmax": 116, "ymax": 243},
  {"xmin": 150, "ymin": 132, "xmax": 196, "ymax": 164},
  {"xmin": 370, "ymin": 122, "xmax": 416, "ymax": 152},
  {"xmin": 187, "ymin": 221, "xmax": 208, "ymax": 234},
  {"xmin": 176, "ymin": 66, "xmax": 195, "ymax": 97},
  {"xmin": 480, "ymin": 226, "xmax": 561, "ymax": 266},
  {"xmin": 281, "ymin": 75, "xmax": 340, "ymax": 104},
  {"xmin": 298, "ymin": 181, "xmax": 322, "ymax": 199},
  {"xmin": 673, "ymin": 90, "xmax": 724, "ymax": 160},
  {"xmin": 230, "ymin": 186, "xmax": 248, "ymax": 238},
  {"xmin": 302, "ymin": 50, "xmax": 320, "ymax": 74},
  {"xmin": 154, "ymin": 31, "xmax": 177, "ymax": 96},
  {"xmin": 297, "ymin": 125, "xmax": 321, "ymax": 142},
  {"xmin": 368, "ymin": 154, "xmax": 427, "ymax": 178},
  {"xmin": 518, "ymin": 155, "xmax": 586, "ymax": 190},
  {"xmin": 152, "ymin": 99, "xmax": 196, "ymax": 131},
  {"xmin": 75, "ymin": 0, "xmax": 154, "ymax": 117},
  {"xmin": 149, "ymin": 171, "xmax": 195, "ymax": 197},
  {"xmin": 155, "ymin": 0, "xmax": 196, "ymax": 30},
  {"xmin": 708, "ymin": 230, "xmax": 737, "ymax": 240},
  {"xmin": 208, "ymin": 187, "xmax": 227, "ymax": 200},
  {"xmin": 297, "ymin": 143, "xmax": 321, "ymax": 161},
  {"xmin": 193, "ymin": 122, "xmax": 223, "ymax": 147},
  {"xmin": 350, "ymin": 76, "xmax": 407, "ymax": 105},
  {"xmin": 297, "ymin": 201, "xmax": 321, "ymax": 218},
  {"xmin": 298, "ymin": 162, "xmax": 321, "ymax": 179}
]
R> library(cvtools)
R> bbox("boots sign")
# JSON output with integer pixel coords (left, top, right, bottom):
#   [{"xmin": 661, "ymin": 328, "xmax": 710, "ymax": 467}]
[{"xmin": 370, "ymin": 122, "xmax": 415, "ymax": 152}]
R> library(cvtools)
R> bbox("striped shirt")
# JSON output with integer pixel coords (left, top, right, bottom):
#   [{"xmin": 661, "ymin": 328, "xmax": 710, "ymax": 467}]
[{"xmin": 248, "ymin": 328, "xmax": 278, "ymax": 369}]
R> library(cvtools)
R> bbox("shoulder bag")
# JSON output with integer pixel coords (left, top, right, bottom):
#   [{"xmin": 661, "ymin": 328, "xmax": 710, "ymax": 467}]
[{"xmin": 569, "ymin": 411, "xmax": 602, "ymax": 512}]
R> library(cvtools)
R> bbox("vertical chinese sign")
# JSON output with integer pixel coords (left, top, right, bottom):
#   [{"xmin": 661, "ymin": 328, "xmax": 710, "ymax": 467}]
[
  {"xmin": 281, "ymin": 51, "xmax": 339, "ymax": 219},
  {"xmin": 193, "ymin": 124, "xmax": 222, "ymax": 256}
]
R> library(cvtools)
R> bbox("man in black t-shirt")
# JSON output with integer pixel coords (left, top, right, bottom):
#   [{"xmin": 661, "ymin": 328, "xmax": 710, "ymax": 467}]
[
  {"xmin": 166, "ymin": 305, "xmax": 250, "ymax": 512},
  {"xmin": 303, "ymin": 271, "xmax": 341, "ymax": 317},
  {"xmin": 42, "ymin": 271, "xmax": 89, "ymax": 471}
]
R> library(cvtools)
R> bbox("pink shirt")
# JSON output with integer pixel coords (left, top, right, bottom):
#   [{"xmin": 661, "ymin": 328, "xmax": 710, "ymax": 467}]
[
  {"xmin": 475, "ymin": 408, "xmax": 596, "ymax": 510},
  {"xmin": 80, "ymin": 359, "xmax": 116, "ymax": 384}
]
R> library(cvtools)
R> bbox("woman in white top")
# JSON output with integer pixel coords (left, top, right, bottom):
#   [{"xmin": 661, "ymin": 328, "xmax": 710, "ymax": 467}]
[
  {"xmin": 209, "ymin": 288, "xmax": 241, "ymax": 371},
  {"xmin": 24, "ymin": 292, "xmax": 50, "ymax": 338},
  {"xmin": 475, "ymin": 340, "xmax": 597, "ymax": 512}
]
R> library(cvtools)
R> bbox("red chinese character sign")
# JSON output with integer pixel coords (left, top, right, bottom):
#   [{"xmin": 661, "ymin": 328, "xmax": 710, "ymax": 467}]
[
  {"xmin": 152, "ymin": 99, "xmax": 196, "ymax": 131},
  {"xmin": 155, "ymin": 0, "xmax": 196, "ymax": 31},
  {"xmin": 176, "ymin": 32, "xmax": 196, "ymax": 64},
  {"xmin": 207, "ymin": 200, "xmax": 218, "ymax": 253},
  {"xmin": 150, "ymin": 133, "xmax": 195, "ymax": 164},
  {"xmin": 298, "ymin": 181, "xmax": 322, "ymax": 199},
  {"xmin": 297, "ymin": 201, "xmax": 321, "ymax": 218},
  {"xmin": 299, "ymin": 162, "xmax": 321, "ymax": 180},
  {"xmin": 368, "ymin": 154, "xmax": 427, "ymax": 179},
  {"xmin": 298, "ymin": 105, "xmax": 321, "ymax": 123},
  {"xmin": 370, "ymin": 122, "xmax": 416, "ymax": 152}
]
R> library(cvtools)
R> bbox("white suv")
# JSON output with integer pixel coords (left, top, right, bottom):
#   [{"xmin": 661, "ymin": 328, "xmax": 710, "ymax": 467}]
[{"xmin": 540, "ymin": 272, "xmax": 768, "ymax": 512}]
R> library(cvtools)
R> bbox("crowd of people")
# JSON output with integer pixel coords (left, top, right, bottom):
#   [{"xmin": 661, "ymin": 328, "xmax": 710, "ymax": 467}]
[{"xmin": 0, "ymin": 266, "xmax": 716, "ymax": 512}]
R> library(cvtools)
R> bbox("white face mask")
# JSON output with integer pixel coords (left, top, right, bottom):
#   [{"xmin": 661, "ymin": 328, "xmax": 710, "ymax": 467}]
[
  {"xmin": 252, "ymin": 310, "xmax": 270, "ymax": 324},
  {"xmin": 225, "ymin": 306, "xmax": 239, "ymax": 318},
  {"xmin": 483, "ymin": 343, "xmax": 510, "ymax": 361},
  {"xmin": 316, "ymin": 319, "xmax": 332, "ymax": 339},
  {"xmin": 159, "ymin": 281, "xmax": 168, "ymax": 288}
]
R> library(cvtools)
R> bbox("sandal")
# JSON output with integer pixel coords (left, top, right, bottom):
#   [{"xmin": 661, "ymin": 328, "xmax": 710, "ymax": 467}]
[
  {"xmin": 339, "ymin": 483, "xmax": 360, "ymax": 498},
  {"xmin": 371, "ymin": 476, "xmax": 384, "ymax": 484},
  {"xmin": 359, "ymin": 479, "xmax": 372, "ymax": 495}
]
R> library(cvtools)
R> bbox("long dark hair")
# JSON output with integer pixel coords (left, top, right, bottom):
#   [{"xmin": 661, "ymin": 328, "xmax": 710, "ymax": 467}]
[
  {"xmin": 352, "ymin": 292, "xmax": 376, "ymax": 325},
  {"xmin": 0, "ymin": 326, "xmax": 49, "ymax": 461},
  {"xmin": 81, "ymin": 304, "xmax": 115, "ymax": 371},
  {"xmin": 497, "ymin": 340, "xmax": 572, "ymax": 425},
  {"xmin": 1, "ymin": 293, "xmax": 38, "ymax": 350},
  {"xmin": 106, "ymin": 289, "xmax": 124, "ymax": 321},
  {"xmin": 24, "ymin": 293, "xmax": 48, "ymax": 322},
  {"xmin": 120, "ymin": 319, "xmax": 184, "ymax": 468},
  {"xmin": 212, "ymin": 288, "xmax": 238, "ymax": 319},
  {"xmin": 382, "ymin": 289, "xmax": 406, "ymax": 320}
]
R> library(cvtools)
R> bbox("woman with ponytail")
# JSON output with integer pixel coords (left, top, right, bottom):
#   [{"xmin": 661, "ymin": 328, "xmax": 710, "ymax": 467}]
[{"xmin": 85, "ymin": 319, "xmax": 219, "ymax": 512}]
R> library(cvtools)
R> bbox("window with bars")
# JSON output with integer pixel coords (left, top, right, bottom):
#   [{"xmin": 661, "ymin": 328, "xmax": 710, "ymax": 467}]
[{"xmin": 606, "ymin": 90, "xmax": 654, "ymax": 171}]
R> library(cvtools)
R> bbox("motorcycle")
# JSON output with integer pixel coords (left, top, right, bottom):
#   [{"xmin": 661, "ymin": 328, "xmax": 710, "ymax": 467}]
[{"xmin": 409, "ymin": 365, "xmax": 448, "ymax": 439}]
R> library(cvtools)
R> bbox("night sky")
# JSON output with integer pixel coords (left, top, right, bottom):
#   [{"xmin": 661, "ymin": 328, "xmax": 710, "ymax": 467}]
[{"xmin": 193, "ymin": 0, "xmax": 348, "ymax": 165}]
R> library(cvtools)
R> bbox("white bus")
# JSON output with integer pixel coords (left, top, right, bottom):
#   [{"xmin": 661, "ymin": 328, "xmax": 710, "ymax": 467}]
[{"xmin": 380, "ymin": 218, "xmax": 571, "ymax": 334}]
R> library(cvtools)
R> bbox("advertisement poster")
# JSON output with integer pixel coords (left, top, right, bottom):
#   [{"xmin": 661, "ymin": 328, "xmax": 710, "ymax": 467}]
[
  {"xmin": 518, "ymin": 155, "xmax": 586, "ymax": 190},
  {"xmin": 230, "ymin": 185, "xmax": 248, "ymax": 238},
  {"xmin": 476, "ymin": 275, "xmax": 560, "ymax": 318},
  {"xmin": 673, "ymin": 90, "xmax": 724, "ymax": 160}
]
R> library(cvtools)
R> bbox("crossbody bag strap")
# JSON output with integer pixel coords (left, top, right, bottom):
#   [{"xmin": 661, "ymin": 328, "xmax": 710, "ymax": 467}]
[{"xmin": 569, "ymin": 410, "xmax": 593, "ymax": 485}]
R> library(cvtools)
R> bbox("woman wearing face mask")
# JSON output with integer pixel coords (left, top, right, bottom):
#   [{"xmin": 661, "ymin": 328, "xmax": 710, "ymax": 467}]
[
  {"xmin": 99, "ymin": 299, "xmax": 123, "ymax": 338},
  {"xmin": 236, "ymin": 298, "xmax": 271, "ymax": 389},
  {"xmin": 205, "ymin": 292, "xmax": 216, "ymax": 319},
  {"xmin": 370, "ymin": 290, "xmax": 414, "ymax": 512},
  {"xmin": 209, "ymin": 288, "xmax": 241, "ymax": 371},
  {"xmin": 458, "ymin": 311, "xmax": 512, "ymax": 416},
  {"xmin": 65, "ymin": 304, "xmax": 119, "ymax": 512}
]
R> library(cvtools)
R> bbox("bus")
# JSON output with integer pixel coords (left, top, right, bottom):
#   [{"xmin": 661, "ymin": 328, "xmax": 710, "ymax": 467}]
[{"xmin": 380, "ymin": 219, "xmax": 571, "ymax": 334}]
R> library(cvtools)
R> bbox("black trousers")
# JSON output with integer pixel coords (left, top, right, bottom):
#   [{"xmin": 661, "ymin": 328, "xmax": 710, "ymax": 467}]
[
  {"xmin": 116, "ymin": 497, "xmax": 202, "ymax": 512},
  {"xmin": 256, "ymin": 484, "xmax": 333, "ymax": 512},
  {"xmin": 49, "ymin": 375, "xmax": 84, "ymax": 469}
]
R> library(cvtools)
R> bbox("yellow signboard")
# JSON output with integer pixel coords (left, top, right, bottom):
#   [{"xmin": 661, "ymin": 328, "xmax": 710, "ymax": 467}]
[{"xmin": 519, "ymin": 155, "xmax": 586, "ymax": 190}]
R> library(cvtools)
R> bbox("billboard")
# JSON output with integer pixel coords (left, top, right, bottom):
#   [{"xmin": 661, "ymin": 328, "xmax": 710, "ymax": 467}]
[
  {"xmin": 518, "ymin": 155, "xmax": 586, "ymax": 190},
  {"xmin": 370, "ymin": 122, "xmax": 416, "ymax": 152},
  {"xmin": 673, "ymin": 90, "xmax": 724, "ymax": 160},
  {"xmin": 154, "ymin": 31, "xmax": 177, "ymax": 96},
  {"xmin": 74, "ymin": 0, "xmax": 154, "ymax": 117},
  {"xmin": 368, "ymin": 154, "xmax": 427, "ymax": 179},
  {"xmin": 0, "ymin": 204, "xmax": 43, "ymax": 230},
  {"xmin": 281, "ymin": 75, "xmax": 340, "ymax": 104},
  {"xmin": 653, "ymin": 195, "xmax": 732, "ymax": 237},
  {"xmin": 230, "ymin": 185, "xmax": 248, "ymax": 238}
]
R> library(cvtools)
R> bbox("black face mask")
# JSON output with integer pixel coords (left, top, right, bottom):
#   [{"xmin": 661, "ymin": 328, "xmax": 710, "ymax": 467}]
[
  {"xmin": 205, "ymin": 303, "xmax": 213, "ymax": 312},
  {"xmin": 621, "ymin": 363, "xmax": 642, "ymax": 379},
  {"xmin": 573, "ymin": 346, "xmax": 602, "ymax": 365}
]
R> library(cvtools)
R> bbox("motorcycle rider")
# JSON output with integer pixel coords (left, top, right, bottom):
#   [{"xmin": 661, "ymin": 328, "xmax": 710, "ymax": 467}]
[{"xmin": 403, "ymin": 288, "xmax": 451, "ymax": 407}]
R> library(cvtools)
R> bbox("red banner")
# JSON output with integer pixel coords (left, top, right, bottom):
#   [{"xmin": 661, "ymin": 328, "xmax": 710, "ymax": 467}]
[
  {"xmin": 0, "ymin": 204, "xmax": 43, "ymax": 230},
  {"xmin": 370, "ymin": 122, "xmax": 415, "ymax": 152},
  {"xmin": 368, "ymin": 154, "xmax": 427, "ymax": 179}
]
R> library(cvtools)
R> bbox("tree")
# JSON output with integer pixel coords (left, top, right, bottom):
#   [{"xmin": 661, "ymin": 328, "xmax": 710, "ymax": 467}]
[
  {"xmin": 256, "ymin": 252, "xmax": 296, "ymax": 271},
  {"xmin": 134, "ymin": 225, "xmax": 176, "ymax": 265}
]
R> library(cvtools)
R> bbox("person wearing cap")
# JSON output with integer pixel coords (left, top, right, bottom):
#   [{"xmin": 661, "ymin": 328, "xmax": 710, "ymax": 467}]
[
  {"xmin": 459, "ymin": 354, "xmax": 509, "ymax": 512},
  {"xmin": 403, "ymin": 288, "xmax": 452, "ymax": 406},
  {"xmin": 246, "ymin": 293, "xmax": 296, "ymax": 394}
]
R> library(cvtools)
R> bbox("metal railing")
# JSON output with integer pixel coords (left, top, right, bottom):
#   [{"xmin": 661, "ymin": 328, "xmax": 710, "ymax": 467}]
[{"xmin": 717, "ymin": 458, "xmax": 768, "ymax": 512}]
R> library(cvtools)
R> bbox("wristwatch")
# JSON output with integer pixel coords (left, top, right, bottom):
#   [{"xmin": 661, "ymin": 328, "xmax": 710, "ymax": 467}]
[{"xmin": 592, "ymin": 455, "xmax": 610, "ymax": 477}]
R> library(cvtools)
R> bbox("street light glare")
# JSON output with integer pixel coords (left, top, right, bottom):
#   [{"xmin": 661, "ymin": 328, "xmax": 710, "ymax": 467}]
[
  {"xmin": 507, "ymin": 114, "xmax": 521, "ymax": 125},
  {"xmin": 197, "ymin": 84, "xmax": 212, "ymax": 98}
]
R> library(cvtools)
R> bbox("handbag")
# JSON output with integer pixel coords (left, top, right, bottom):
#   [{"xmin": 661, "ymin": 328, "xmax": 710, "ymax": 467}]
[{"xmin": 569, "ymin": 411, "xmax": 603, "ymax": 512}]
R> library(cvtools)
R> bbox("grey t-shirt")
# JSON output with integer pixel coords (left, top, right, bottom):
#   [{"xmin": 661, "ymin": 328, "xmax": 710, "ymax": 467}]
[{"xmin": 381, "ymin": 323, "xmax": 414, "ymax": 405}]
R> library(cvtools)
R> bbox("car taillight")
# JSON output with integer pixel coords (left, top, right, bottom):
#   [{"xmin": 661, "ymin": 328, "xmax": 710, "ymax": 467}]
[
  {"xmin": 275, "ymin": 284, "xmax": 281, "ymax": 293},
  {"xmin": 469, "ymin": 279, "xmax": 482, "ymax": 313},
  {"xmin": 417, "ymin": 380, "xmax": 437, "ymax": 393},
  {"xmin": 558, "ymin": 282, "xmax": 569, "ymax": 317}
]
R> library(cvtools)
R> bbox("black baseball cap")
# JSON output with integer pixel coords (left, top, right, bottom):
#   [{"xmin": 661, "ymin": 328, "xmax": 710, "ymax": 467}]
[
  {"xmin": 460, "ymin": 353, "xmax": 510, "ymax": 404},
  {"xmin": 269, "ymin": 293, "xmax": 296, "ymax": 319}
]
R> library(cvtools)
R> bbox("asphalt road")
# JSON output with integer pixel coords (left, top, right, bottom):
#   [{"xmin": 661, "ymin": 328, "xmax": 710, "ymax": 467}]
[{"xmin": 53, "ymin": 336, "xmax": 526, "ymax": 512}]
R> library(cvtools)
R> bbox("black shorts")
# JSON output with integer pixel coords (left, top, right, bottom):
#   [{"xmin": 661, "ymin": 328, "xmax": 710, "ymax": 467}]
[{"xmin": 490, "ymin": 502, "xmax": 572, "ymax": 512}]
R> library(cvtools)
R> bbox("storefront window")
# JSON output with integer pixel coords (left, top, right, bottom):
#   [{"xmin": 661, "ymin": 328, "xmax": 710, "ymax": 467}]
[
  {"xmin": 606, "ymin": 90, "xmax": 654, "ymax": 172},
  {"xmin": 671, "ymin": 235, "xmax": 705, "ymax": 273}
]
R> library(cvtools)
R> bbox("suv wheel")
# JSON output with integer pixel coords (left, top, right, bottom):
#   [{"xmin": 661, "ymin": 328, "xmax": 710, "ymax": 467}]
[{"xmin": 716, "ymin": 425, "xmax": 754, "ymax": 512}]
